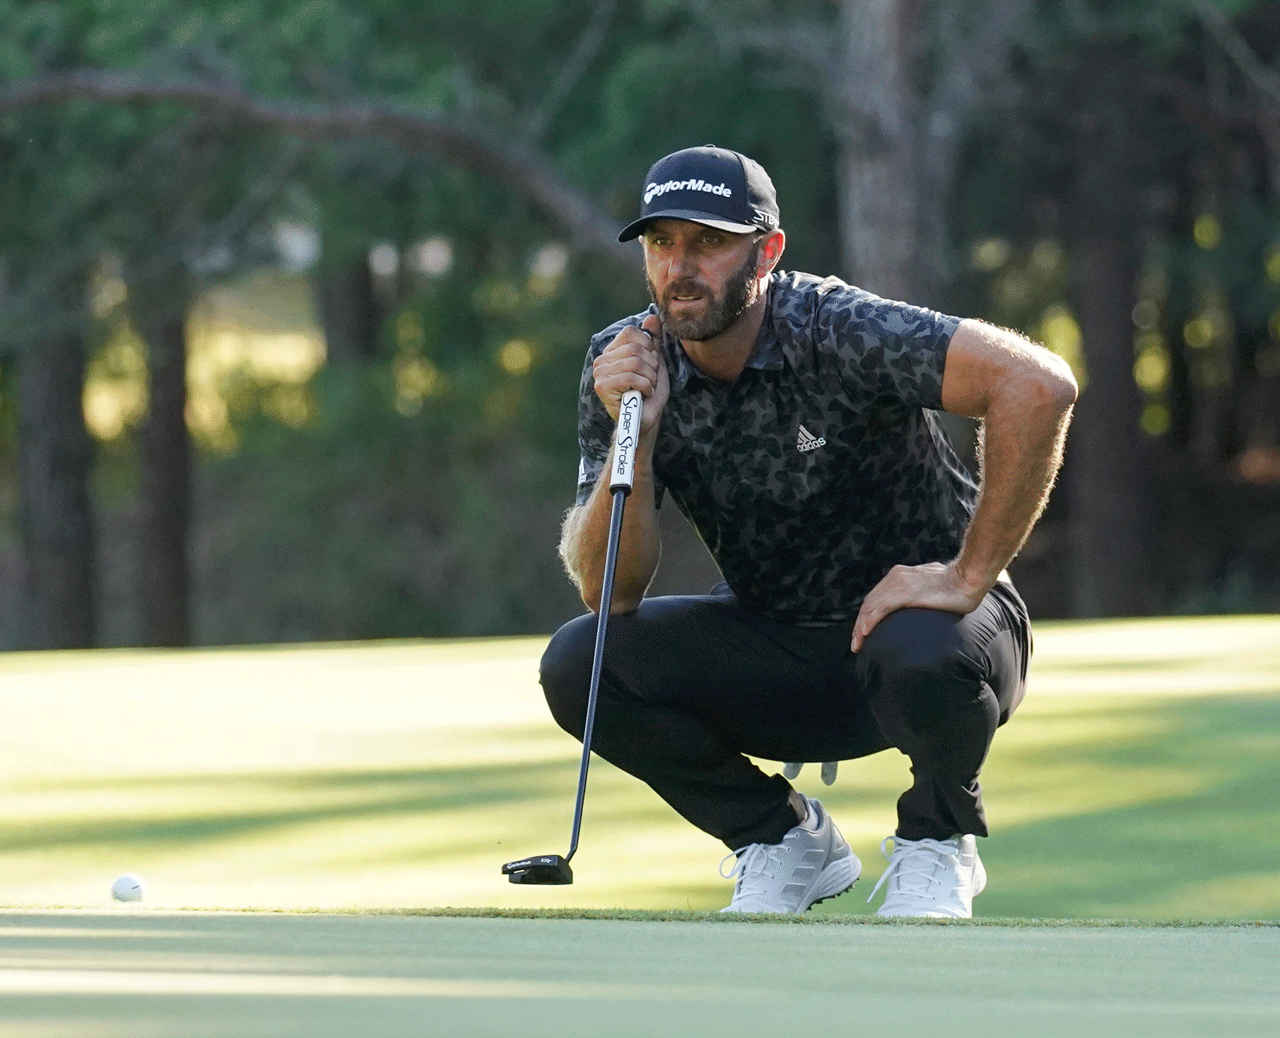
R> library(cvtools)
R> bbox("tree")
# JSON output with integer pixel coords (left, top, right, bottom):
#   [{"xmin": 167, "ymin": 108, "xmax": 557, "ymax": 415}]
[
  {"xmin": 2, "ymin": 0, "xmax": 1277, "ymax": 646},
  {"xmin": 962, "ymin": 0, "xmax": 1280, "ymax": 613},
  {"xmin": 697, "ymin": 0, "xmax": 1034, "ymax": 302},
  {"xmin": 14, "ymin": 269, "xmax": 97, "ymax": 648},
  {"xmin": 0, "ymin": 87, "xmax": 113, "ymax": 647},
  {"xmin": 1060, "ymin": 39, "xmax": 1159, "ymax": 616}
]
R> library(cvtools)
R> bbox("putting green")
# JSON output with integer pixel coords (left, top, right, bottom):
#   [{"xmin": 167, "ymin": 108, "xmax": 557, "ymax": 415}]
[
  {"xmin": 0, "ymin": 616, "xmax": 1277, "ymax": 918},
  {"xmin": 0, "ymin": 911, "xmax": 1276, "ymax": 1038}
]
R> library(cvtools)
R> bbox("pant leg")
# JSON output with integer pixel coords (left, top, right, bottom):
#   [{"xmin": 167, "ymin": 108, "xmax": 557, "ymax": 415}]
[
  {"xmin": 851, "ymin": 581, "xmax": 1031, "ymax": 840},
  {"xmin": 540, "ymin": 582, "xmax": 1031, "ymax": 850},
  {"xmin": 540, "ymin": 594, "xmax": 876, "ymax": 849}
]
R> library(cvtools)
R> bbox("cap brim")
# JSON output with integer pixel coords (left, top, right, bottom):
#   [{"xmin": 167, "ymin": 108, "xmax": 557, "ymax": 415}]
[{"xmin": 618, "ymin": 209, "xmax": 760, "ymax": 243}]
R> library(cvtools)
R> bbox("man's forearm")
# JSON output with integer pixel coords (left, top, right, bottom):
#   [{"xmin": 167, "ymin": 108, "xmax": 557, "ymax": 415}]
[
  {"xmin": 852, "ymin": 321, "xmax": 1076, "ymax": 652},
  {"xmin": 953, "ymin": 383, "xmax": 1074, "ymax": 595},
  {"xmin": 559, "ymin": 429, "xmax": 662, "ymax": 613}
]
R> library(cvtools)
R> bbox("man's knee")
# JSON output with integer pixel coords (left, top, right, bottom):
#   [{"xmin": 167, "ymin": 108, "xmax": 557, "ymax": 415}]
[
  {"xmin": 857, "ymin": 608, "xmax": 981, "ymax": 710},
  {"xmin": 539, "ymin": 613, "xmax": 598, "ymax": 736},
  {"xmin": 856, "ymin": 608, "xmax": 999, "ymax": 773}
]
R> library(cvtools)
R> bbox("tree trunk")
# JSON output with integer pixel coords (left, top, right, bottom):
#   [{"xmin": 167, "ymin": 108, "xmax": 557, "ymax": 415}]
[
  {"xmin": 829, "ymin": 0, "xmax": 1034, "ymax": 469},
  {"xmin": 317, "ymin": 250, "xmax": 382, "ymax": 363},
  {"xmin": 831, "ymin": 0, "xmax": 1033, "ymax": 307},
  {"xmin": 834, "ymin": 0, "xmax": 925, "ymax": 301},
  {"xmin": 16, "ymin": 285, "xmax": 96, "ymax": 649},
  {"xmin": 134, "ymin": 279, "xmax": 193, "ymax": 646},
  {"xmin": 1064, "ymin": 44, "xmax": 1156, "ymax": 617}
]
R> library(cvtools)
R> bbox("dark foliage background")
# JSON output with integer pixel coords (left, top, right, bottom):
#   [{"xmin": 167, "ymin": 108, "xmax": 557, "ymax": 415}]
[{"xmin": 1, "ymin": 0, "xmax": 1277, "ymax": 649}]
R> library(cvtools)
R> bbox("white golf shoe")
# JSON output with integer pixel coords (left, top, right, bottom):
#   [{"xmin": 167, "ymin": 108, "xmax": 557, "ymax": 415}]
[
  {"xmin": 719, "ymin": 796, "xmax": 860, "ymax": 914},
  {"xmin": 868, "ymin": 834, "xmax": 986, "ymax": 919}
]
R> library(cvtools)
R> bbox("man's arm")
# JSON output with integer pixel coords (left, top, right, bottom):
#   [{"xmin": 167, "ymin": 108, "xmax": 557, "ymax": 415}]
[
  {"xmin": 560, "ymin": 313, "xmax": 669, "ymax": 613},
  {"xmin": 850, "ymin": 318, "xmax": 1077, "ymax": 651}
]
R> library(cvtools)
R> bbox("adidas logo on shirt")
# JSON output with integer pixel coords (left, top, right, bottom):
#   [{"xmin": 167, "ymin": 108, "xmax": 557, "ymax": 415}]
[{"xmin": 797, "ymin": 425, "xmax": 826, "ymax": 452}]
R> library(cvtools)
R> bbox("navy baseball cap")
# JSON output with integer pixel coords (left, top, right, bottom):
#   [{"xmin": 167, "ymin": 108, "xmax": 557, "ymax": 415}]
[{"xmin": 618, "ymin": 145, "xmax": 780, "ymax": 242}]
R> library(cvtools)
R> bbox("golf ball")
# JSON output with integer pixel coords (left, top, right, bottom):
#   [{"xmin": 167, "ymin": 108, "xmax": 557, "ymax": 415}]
[{"xmin": 111, "ymin": 874, "xmax": 146, "ymax": 902}]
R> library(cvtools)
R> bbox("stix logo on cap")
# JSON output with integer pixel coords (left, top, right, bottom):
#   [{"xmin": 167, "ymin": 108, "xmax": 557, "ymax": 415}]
[{"xmin": 619, "ymin": 145, "xmax": 779, "ymax": 243}]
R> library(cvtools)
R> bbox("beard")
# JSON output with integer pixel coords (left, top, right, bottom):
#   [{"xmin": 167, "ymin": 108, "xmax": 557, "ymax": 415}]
[{"xmin": 646, "ymin": 240, "xmax": 761, "ymax": 342}]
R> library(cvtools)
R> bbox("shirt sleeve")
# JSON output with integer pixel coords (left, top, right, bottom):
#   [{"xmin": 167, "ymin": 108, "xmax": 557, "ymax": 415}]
[{"xmin": 817, "ymin": 285, "xmax": 961, "ymax": 410}]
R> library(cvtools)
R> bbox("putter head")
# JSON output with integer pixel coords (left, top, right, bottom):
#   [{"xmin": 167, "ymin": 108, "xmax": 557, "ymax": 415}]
[{"xmin": 502, "ymin": 854, "xmax": 573, "ymax": 884}]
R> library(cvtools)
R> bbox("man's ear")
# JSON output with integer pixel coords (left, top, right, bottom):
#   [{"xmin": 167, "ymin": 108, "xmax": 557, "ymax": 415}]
[{"xmin": 759, "ymin": 229, "xmax": 786, "ymax": 275}]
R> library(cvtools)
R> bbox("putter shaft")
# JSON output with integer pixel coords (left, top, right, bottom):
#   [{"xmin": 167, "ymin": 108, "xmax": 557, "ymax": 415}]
[
  {"xmin": 566, "ymin": 484, "xmax": 626, "ymax": 862},
  {"xmin": 504, "ymin": 388, "xmax": 642, "ymax": 885}
]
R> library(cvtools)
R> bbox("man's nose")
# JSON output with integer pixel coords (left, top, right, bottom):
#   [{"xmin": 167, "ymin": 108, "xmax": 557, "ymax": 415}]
[{"xmin": 667, "ymin": 245, "xmax": 696, "ymax": 279}]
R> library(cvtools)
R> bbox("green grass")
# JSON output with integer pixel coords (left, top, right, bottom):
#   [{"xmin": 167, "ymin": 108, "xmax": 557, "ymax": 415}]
[
  {"xmin": 1, "ymin": 618, "xmax": 1278, "ymax": 1037},
  {"xmin": 0, "ymin": 911, "xmax": 1277, "ymax": 1038},
  {"xmin": 0, "ymin": 616, "xmax": 1278, "ymax": 919}
]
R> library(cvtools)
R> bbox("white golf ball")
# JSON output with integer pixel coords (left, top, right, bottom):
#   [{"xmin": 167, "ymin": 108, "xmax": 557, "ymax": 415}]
[{"xmin": 111, "ymin": 874, "xmax": 146, "ymax": 903}]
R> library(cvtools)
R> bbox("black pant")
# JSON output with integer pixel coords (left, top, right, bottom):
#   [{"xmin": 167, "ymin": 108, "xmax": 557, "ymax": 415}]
[{"xmin": 540, "ymin": 582, "xmax": 1031, "ymax": 850}]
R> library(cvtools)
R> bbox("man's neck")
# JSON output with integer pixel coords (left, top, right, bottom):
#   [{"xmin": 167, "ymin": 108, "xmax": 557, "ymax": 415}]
[{"xmin": 680, "ymin": 286, "xmax": 769, "ymax": 383}]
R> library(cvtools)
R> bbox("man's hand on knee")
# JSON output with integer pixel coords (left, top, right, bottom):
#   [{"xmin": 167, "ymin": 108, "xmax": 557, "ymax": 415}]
[{"xmin": 850, "ymin": 561, "xmax": 989, "ymax": 652}]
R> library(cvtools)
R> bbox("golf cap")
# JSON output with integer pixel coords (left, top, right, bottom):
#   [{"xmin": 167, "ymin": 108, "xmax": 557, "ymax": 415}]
[{"xmin": 618, "ymin": 145, "xmax": 780, "ymax": 242}]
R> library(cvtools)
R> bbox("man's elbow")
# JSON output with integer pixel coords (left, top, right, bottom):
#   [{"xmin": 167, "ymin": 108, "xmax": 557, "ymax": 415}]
[{"xmin": 1028, "ymin": 351, "xmax": 1078, "ymax": 417}]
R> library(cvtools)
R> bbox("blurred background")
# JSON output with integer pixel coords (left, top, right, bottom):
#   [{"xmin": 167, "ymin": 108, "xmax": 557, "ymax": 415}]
[{"xmin": 0, "ymin": 0, "xmax": 1277, "ymax": 652}]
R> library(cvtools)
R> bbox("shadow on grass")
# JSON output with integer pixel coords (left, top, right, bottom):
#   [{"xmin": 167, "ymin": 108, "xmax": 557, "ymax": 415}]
[
  {"xmin": 975, "ymin": 694, "xmax": 1280, "ymax": 920},
  {"xmin": 0, "ymin": 721, "xmax": 899, "ymax": 863},
  {"xmin": 5, "ymin": 696, "xmax": 1280, "ymax": 920},
  {"xmin": 0, "ymin": 752, "xmax": 581, "ymax": 859}
]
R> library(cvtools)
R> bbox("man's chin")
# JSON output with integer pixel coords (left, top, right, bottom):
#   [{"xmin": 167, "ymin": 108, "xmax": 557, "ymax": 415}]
[
  {"xmin": 668, "ymin": 324, "xmax": 707, "ymax": 341},
  {"xmin": 661, "ymin": 312, "xmax": 727, "ymax": 341}
]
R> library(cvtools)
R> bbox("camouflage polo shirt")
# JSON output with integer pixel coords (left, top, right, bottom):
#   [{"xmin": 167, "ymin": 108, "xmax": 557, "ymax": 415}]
[{"xmin": 574, "ymin": 270, "xmax": 979, "ymax": 625}]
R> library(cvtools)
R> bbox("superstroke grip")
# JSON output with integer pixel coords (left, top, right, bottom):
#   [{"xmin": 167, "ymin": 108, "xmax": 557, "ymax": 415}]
[{"xmin": 611, "ymin": 389, "xmax": 643, "ymax": 493}]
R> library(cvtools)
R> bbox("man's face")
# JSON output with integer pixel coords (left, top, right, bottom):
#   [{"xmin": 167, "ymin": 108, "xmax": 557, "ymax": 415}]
[{"xmin": 642, "ymin": 220, "xmax": 763, "ymax": 341}]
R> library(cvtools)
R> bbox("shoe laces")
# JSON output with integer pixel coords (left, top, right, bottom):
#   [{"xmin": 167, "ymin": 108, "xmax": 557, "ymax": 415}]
[
  {"xmin": 719, "ymin": 842, "xmax": 785, "ymax": 886},
  {"xmin": 867, "ymin": 836, "xmax": 960, "ymax": 903}
]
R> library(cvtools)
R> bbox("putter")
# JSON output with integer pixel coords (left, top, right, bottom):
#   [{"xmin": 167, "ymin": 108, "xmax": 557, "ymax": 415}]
[{"xmin": 503, "ymin": 388, "xmax": 644, "ymax": 885}]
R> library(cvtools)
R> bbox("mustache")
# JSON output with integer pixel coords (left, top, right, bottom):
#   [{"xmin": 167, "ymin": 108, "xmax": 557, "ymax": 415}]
[{"xmin": 664, "ymin": 279, "xmax": 710, "ymax": 300}]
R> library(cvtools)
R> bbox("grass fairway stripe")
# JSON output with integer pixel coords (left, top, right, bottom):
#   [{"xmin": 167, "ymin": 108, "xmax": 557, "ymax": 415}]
[
  {"xmin": 0, "ymin": 616, "xmax": 1277, "ymax": 918},
  {"xmin": 1, "ymin": 911, "xmax": 1277, "ymax": 1038}
]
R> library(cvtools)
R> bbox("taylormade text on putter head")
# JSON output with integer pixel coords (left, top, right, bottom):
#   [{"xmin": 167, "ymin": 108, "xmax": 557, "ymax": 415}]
[{"xmin": 502, "ymin": 386, "xmax": 644, "ymax": 885}]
